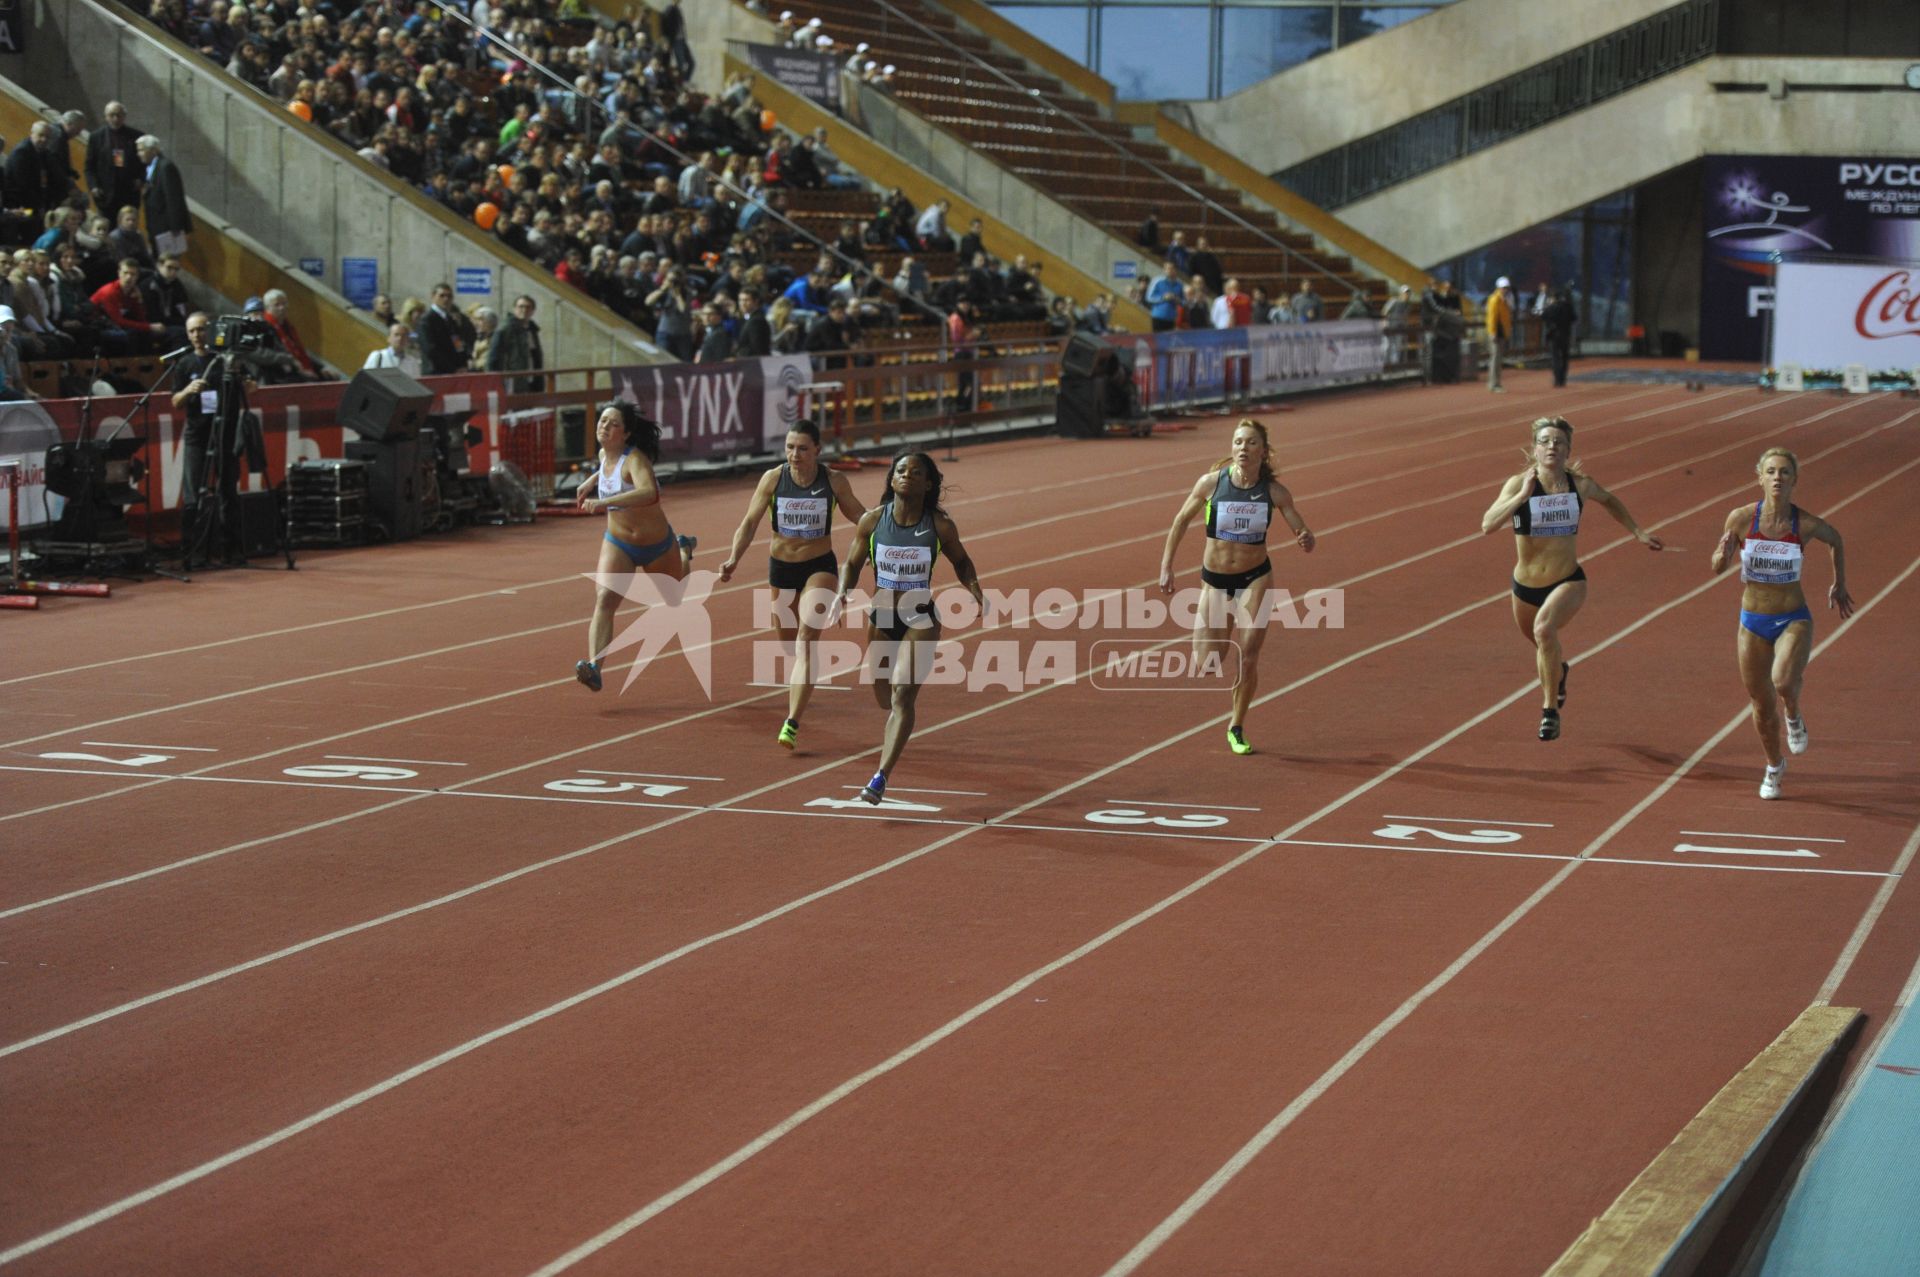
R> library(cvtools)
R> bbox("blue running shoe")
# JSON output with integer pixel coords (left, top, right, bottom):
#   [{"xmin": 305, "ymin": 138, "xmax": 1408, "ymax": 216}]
[{"xmin": 859, "ymin": 772, "xmax": 887, "ymax": 804}]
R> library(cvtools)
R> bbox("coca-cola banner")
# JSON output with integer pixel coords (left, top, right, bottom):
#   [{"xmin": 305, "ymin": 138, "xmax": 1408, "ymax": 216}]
[
  {"xmin": 1701, "ymin": 155, "xmax": 1920, "ymax": 361},
  {"xmin": 1770, "ymin": 258, "xmax": 1920, "ymax": 372}
]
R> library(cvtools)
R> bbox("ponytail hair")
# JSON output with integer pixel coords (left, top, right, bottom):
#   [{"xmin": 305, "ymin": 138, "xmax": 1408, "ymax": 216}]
[
  {"xmin": 1218, "ymin": 418, "xmax": 1275, "ymax": 486},
  {"xmin": 603, "ymin": 400, "xmax": 663, "ymax": 462}
]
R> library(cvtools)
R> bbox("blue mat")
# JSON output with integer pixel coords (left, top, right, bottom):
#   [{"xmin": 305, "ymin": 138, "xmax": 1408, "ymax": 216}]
[{"xmin": 1754, "ymin": 993, "xmax": 1920, "ymax": 1275}]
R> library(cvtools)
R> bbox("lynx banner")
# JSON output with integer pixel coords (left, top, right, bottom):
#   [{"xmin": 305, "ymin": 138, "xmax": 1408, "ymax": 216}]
[{"xmin": 1769, "ymin": 257, "xmax": 1920, "ymax": 373}]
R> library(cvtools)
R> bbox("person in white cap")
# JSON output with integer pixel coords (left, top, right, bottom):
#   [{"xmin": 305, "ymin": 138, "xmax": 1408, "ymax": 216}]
[
  {"xmin": 1485, "ymin": 276, "xmax": 1515, "ymax": 392},
  {"xmin": 845, "ymin": 40, "xmax": 870, "ymax": 74}
]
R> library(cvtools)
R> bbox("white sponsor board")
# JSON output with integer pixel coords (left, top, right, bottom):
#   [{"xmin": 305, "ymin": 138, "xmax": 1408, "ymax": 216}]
[
  {"xmin": 1244, "ymin": 319, "xmax": 1387, "ymax": 397},
  {"xmin": 1771, "ymin": 258, "xmax": 1920, "ymax": 372}
]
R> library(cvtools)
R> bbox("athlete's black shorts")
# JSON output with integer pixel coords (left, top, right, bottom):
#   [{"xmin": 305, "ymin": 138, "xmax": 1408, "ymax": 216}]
[
  {"xmin": 769, "ymin": 551, "xmax": 837, "ymax": 592},
  {"xmin": 1200, "ymin": 558, "xmax": 1273, "ymax": 599},
  {"xmin": 869, "ymin": 588, "xmax": 939, "ymax": 641},
  {"xmin": 1512, "ymin": 565, "xmax": 1586, "ymax": 608}
]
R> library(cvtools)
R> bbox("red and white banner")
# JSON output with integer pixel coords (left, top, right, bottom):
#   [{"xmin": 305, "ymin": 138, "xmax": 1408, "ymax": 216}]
[{"xmin": 1771, "ymin": 258, "xmax": 1920, "ymax": 370}]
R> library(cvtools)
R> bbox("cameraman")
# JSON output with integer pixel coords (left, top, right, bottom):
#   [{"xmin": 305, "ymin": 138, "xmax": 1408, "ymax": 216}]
[{"xmin": 169, "ymin": 311, "xmax": 256, "ymax": 557}]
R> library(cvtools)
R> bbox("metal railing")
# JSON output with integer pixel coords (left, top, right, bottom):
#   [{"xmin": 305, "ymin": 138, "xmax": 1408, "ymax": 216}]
[{"xmin": 1277, "ymin": 0, "xmax": 1719, "ymax": 210}]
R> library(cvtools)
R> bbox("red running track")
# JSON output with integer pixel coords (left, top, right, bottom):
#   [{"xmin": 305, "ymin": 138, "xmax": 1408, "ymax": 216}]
[{"xmin": 3, "ymin": 369, "xmax": 1918, "ymax": 1275}]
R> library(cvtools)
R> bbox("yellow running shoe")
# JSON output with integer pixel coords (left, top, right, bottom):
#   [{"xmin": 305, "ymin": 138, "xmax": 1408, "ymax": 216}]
[
  {"xmin": 1227, "ymin": 726, "xmax": 1252, "ymax": 755},
  {"xmin": 777, "ymin": 719, "xmax": 799, "ymax": 750}
]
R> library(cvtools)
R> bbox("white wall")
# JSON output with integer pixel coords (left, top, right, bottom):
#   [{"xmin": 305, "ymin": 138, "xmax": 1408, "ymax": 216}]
[
  {"xmin": 1337, "ymin": 57, "xmax": 1920, "ymax": 269},
  {"xmin": 1184, "ymin": 0, "xmax": 1678, "ymax": 173}
]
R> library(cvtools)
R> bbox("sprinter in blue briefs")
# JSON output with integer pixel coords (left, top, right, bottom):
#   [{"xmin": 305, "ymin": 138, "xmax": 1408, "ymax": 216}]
[
  {"xmin": 573, "ymin": 401, "xmax": 697, "ymax": 692},
  {"xmin": 1710, "ymin": 446, "xmax": 1852, "ymax": 800}
]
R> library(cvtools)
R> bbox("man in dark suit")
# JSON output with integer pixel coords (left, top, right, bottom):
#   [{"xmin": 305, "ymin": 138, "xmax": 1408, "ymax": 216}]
[
  {"xmin": 5, "ymin": 122, "xmax": 67, "ymax": 227},
  {"xmin": 735, "ymin": 288, "xmax": 771, "ymax": 358},
  {"xmin": 418, "ymin": 282, "xmax": 478, "ymax": 374},
  {"xmin": 135, "ymin": 135, "xmax": 193, "ymax": 258},
  {"xmin": 85, "ymin": 102, "xmax": 142, "ymax": 217}
]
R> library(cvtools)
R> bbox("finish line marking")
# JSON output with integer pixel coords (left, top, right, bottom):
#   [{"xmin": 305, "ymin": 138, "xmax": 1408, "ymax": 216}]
[{"xmin": 1673, "ymin": 842, "xmax": 1821, "ymax": 860}]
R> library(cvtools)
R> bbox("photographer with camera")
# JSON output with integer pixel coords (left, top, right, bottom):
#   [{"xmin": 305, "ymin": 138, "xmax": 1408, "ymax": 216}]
[
  {"xmin": 168, "ymin": 311, "xmax": 257, "ymax": 563},
  {"xmin": 647, "ymin": 266, "xmax": 694, "ymax": 361}
]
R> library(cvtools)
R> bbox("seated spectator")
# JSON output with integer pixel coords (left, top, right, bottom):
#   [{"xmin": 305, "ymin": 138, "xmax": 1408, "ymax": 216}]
[
  {"xmin": 32, "ymin": 206, "xmax": 82, "ymax": 254},
  {"xmin": 781, "ymin": 268, "xmax": 831, "ymax": 316},
  {"xmin": 91, "ymin": 257, "xmax": 164, "ymax": 351},
  {"xmin": 49, "ymin": 243, "xmax": 129, "ymax": 355},
  {"xmin": 1074, "ymin": 293, "xmax": 1112, "ymax": 336},
  {"xmin": 259, "ymin": 289, "xmax": 324, "ymax": 380},
  {"xmin": 803, "ymin": 296, "xmax": 857, "ymax": 367},
  {"xmin": 892, "ymin": 255, "xmax": 929, "ymax": 305},
  {"xmin": 915, "ymin": 199, "xmax": 953, "ymax": 253},
  {"xmin": 734, "ymin": 288, "xmax": 771, "ymax": 357},
  {"xmin": 1249, "ymin": 286, "xmax": 1272, "ymax": 326},
  {"xmin": 780, "ymin": 134, "xmax": 824, "ymax": 191},
  {"xmin": 141, "ymin": 253, "xmax": 192, "ymax": 331},
  {"xmin": 1045, "ymin": 296, "xmax": 1073, "ymax": 338},
  {"xmin": 768, "ymin": 296, "xmax": 805, "ymax": 354},
  {"xmin": 1184, "ymin": 280, "xmax": 1214, "ymax": 330},
  {"xmin": 807, "ymin": 128, "xmax": 862, "ymax": 190},
  {"xmin": 0, "ymin": 307, "xmax": 34, "ymax": 402},
  {"xmin": 957, "ymin": 218, "xmax": 986, "ymax": 268},
  {"xmin": 1165, "ymin": 230, "xmax": 1190, "ymax": 277},
  {"xmin": 363, "ymin": 321, "xmax": 422, "ymax": 377},
  {"xmin": 1341, "ymin": 290, "xmax": 1372, "ymax": 319}
]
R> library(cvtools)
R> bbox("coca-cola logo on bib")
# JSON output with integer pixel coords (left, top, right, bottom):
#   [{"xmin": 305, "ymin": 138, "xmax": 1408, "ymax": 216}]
[{"xmin": 1855, "ymin": 270, "xmax": 1920, "ymax": 340}]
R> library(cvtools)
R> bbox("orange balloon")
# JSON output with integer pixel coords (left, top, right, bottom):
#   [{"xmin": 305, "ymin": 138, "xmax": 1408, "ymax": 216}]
[
  {"xmin": 289, "ymin": 100, "xmax": 313, "ymax": 122},
  {"xmin": 760, "ymin": 109, "xmax": 776, "ymax": 132},
  {"xmin": 474, "ymin": 201, "xmax": 501, "ymax": 231},
  {"xmin": 495, "ymin": 164, "xmax": 516, "ymax": 186}
]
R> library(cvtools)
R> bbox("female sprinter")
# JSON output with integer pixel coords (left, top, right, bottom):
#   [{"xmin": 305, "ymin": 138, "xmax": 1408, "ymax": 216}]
[
  {"xmin": 835, "ymin": 452, "xmax": 984, "ymax": 804},
  {"xmin": 719, "ymin": 421, "xmax": 866, "ymax": 747},
  {"xmin": 1158, "ymin": 419, "xmax": 1316, "ymax": 755},
  {"xmin": 1709, "ymin": 447, "xmax": 1852, "ymax": 799},
  {"xmin": 1481, "ymin": 415, "xmax": 1663, "ymax": 740},
  {"xmin": 573, "ymin": 401, "xmax": 697, "ymax": 691}
]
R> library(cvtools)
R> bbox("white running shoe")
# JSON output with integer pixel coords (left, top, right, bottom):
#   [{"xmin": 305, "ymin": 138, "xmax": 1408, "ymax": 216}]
[
  {"xmin": 1786, "ymin": 716, "xmax": 1808, "ymax": 755},
  {"xmin": 1760, "ymin": 763, "xmax": 1786, "ymax": 800}
]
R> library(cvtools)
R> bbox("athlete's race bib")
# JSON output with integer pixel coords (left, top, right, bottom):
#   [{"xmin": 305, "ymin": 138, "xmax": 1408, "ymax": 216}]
[
  {"xmin": 1740, "ymin": 538, "xmax": 1803, "ymax": 585},
  {"xmin": 1525, "ymin": 492, "xmax": 1579, "ymax": 536},
  {"xmin": 775, "ymin": 495, "xmax": 829, "ymax": 538},
  {"xmin": 874, "ymin": 543, "xmax": 934, "ymax": 591},
  {"xmin": 1213, "ymin": 499, "xmax": 1270, "ymax": 543}
]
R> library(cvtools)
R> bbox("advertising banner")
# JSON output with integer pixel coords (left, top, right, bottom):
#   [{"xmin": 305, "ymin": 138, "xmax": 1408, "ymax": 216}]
[
  {"xmin": 1769, "ymin": 257, "xmax": 1920, "ymax": 372},
  {"xmin": 742, "ymin": 43, "xmax": 841, "ymax": 114},
  {"xmin": 1244, "ymin": 319, "xmax": 1386, "ymax": 395},
  {"xmin": 1701, "ymin": 155, "xmax": 1920, "ymax": 361}
]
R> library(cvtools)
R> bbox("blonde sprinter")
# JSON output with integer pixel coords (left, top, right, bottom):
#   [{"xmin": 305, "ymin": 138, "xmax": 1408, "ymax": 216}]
[
  {"xmin": 720, "ymin": 421, "xmax": 866, "ymax": 748},
  {"xmin": 1481, "ymin": 416, "xmax": 1662, "ymax": 740},
  {"xmin": 1709, "ymin": 447, "xmax": 1851, "ymax": 800},
  {"xmin": 1160, "ymin": 419, "xmax": 1316, "ymax": 755}
]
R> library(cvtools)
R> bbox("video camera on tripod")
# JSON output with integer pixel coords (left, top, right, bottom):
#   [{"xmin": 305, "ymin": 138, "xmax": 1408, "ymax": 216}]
[{"xmin": 179, "ymin": 313, "xmax": 292, "ymax": 570}]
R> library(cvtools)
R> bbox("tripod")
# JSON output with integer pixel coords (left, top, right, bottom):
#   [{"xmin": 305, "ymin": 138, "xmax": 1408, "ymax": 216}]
[{"xmin": 181, "ymin": 355, "xmax": 296, "ymax": 573}]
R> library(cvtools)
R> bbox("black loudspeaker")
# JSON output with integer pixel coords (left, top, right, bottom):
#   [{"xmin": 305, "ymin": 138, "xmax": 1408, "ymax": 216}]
[
  {"xmin": 236, "ymin": 490, "xmax": 282, "ymax": 558},
  {"xmin": 1061, "ymin": 332, "xmax": 1103, "ymax": 378},
  {"xmin": 1054, "ymin": 379, "xmax": 1103, "ymax": 439},
  {"xmin": 346, "ymin": 438, "xmax": 425, "ymax": 541},
  {"xmin": 339, "ymin": 367, "xmax": 433, "ymax": 443}
]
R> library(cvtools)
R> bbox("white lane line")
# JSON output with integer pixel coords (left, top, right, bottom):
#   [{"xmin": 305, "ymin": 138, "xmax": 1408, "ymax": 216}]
[
  {"xmin": 322, "ymin": 755, "xmax": 469, "ymax": 768},
  {"xmin": 4, "ymin": 493, "xmax": 1905, "ymax": 1269},
  {"xmin": 1380, "ymin": 815, "xmax": 1553, "ymax": 828},
  {"xmin": 580, "ymin": 770, "xmax": 723, "ymax": 782},
  {"xmin": 0, "ymin": 384, "xmax": 1744, "ymax": 761},
  {"xmin": 1817, "ymin": 816, "xmax": 1920, "ymax": 1005},
  {"xmin": 838, "ymin": 786, "xmax": 987, "ymax": 797},
  {"xmin": 1099, "ymin": 548, "xmax": 1920, "ymax": 1277},
  {"xmin": 1678, "ymin": 829, "xmax": 1846, "ymax": 843},
  {"xmin": 522, "ymin": 515, "xmax": 1826, "ymax": 1277},
  {"xmin": 1103, "ymin": 799, "xmax": 1263, "ymax": 812},
  {"xmin": 80, "ymin": 742, "xmax": 219, "ymax": 753},
  {"xmin": 1672, "ymin": 842, "xmax": 1820, "ymax": 860}
]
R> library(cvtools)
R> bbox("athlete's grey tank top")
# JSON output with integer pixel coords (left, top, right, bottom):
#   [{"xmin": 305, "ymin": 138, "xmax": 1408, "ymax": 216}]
[
  {"xmin": 870, "ymin": 501, "xmax": 939, "ymax": 591},
  {"xmin": 772, "ymin": 463, "xmax": 833, "ymax": 540}
]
